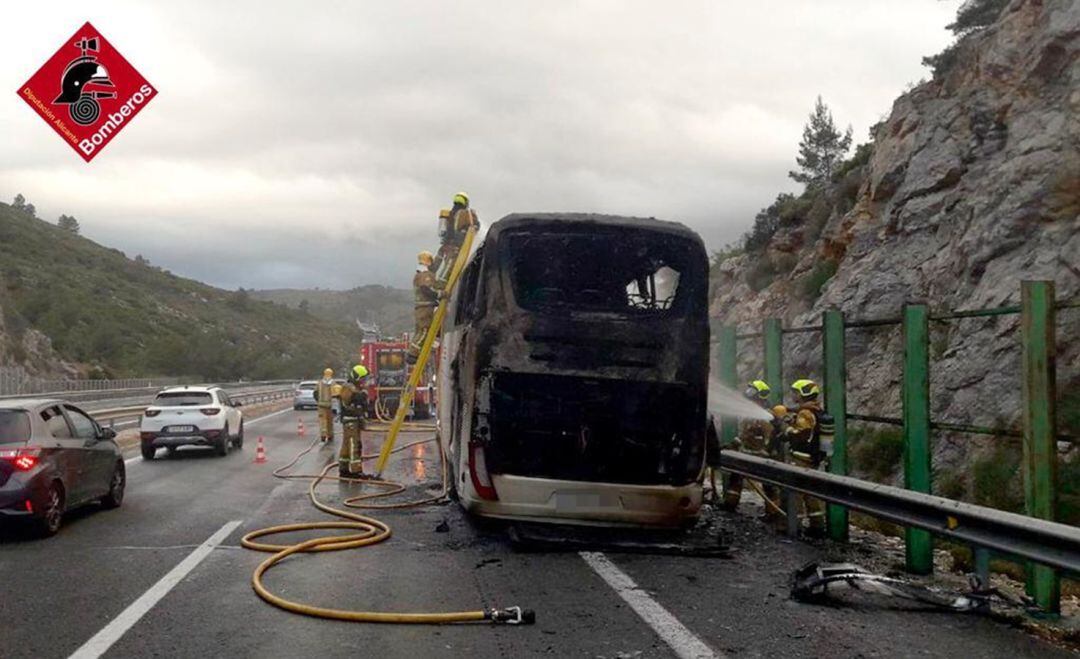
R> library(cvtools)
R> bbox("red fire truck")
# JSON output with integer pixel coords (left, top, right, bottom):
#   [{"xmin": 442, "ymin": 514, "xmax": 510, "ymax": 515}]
[{"xmin": 357, "ymin": 336, "xmax": 436, "ymax": 420}]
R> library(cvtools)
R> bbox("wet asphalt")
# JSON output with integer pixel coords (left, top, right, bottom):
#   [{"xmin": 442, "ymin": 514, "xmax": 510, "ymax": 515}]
[{"xmin": 0, "ymin": 407, "xmax": 1073, "ymax": 658}]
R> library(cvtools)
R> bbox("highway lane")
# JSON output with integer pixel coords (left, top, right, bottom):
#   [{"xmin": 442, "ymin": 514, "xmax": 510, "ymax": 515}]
[{"xmin": 0, "ymin": 407, "xmax": 1073, "ymax": 658}]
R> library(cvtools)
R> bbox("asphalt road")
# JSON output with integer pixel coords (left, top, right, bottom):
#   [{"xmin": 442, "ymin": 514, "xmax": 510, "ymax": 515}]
[{"xmin": 0, "ymin": 407, "xmax": 1072, "ymax": 658}]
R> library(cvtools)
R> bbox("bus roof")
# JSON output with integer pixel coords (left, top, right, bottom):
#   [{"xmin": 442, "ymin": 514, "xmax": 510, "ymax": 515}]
[{"xmin": 487, "ymin": 213, "xmax": 704, "ymax": 246}]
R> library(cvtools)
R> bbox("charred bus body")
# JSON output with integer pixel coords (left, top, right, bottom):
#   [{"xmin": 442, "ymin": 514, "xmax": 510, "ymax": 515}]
[{"xmin": 438, "ymin": 213, "xmax": 709, "ymax": 527}]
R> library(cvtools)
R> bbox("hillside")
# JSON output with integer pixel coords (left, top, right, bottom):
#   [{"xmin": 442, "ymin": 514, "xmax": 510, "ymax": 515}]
[
  {"xmin": 711, "ymin": 0, "xmax": 1078, "ymax": 515},
  {"xmin": 0, "ymin": 202, "xmax": 361, "ymax": 380},
  {"xmin": 250, "ymin": 286, "xmax": 413, "ymax": 338}
]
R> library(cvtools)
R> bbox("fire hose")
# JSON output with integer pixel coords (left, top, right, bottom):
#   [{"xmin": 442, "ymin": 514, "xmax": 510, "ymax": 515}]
[{"xmin": 241, "ymin": 428, "xmax": 534, "ymax": 625}]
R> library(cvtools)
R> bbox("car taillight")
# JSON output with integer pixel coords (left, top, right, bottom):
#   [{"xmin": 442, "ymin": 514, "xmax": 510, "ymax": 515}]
[
  {"xmin": 200, "ymin": 408, "xmax": 221, "ymax": 416},
  {"xmin": 144, "ymin": 409, "xmax": 161, "ymax": 417},
  {"xmin": 0, "ymin": 448, "xmax": 41, "ymax": 471},
  {"xmin": 467, "ymin": 440, "xmax": 498, "ymax": 501}
]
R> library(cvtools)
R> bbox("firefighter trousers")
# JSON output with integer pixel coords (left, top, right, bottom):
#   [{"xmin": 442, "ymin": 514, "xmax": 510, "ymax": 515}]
[
  {"xmin": 317, "ymin": 405, "xmax": 334, "ymax": 441},
  {"xmin": 339, "ymin": 417, "xmax": 364, "ymax": 475}
]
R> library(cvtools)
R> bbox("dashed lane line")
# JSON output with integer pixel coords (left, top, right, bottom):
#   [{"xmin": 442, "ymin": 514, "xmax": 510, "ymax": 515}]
[
  {"xmin": 68, "ymin": 519, "xmax": 242, "ymax": 659},
  {"xmin": 580, "ymin": 551, "xmax": 719, "ymax": 659}
]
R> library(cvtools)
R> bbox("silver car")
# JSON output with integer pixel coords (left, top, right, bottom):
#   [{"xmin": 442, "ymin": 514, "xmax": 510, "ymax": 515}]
[{"xmin": 293, "ymin": 381, "xmax": 318, "ymax": 410}]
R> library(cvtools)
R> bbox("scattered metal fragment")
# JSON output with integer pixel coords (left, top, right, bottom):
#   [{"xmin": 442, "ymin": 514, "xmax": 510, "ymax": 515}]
[{"xmin": 790, "ymin": 562, "xmax": 1036, "ymax": 614}]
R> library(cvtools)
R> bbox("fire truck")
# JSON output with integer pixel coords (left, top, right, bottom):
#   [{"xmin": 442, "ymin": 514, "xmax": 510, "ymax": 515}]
[{"xmin": 357, "ymin": 336, "xmax": 436, "ymax": 420}]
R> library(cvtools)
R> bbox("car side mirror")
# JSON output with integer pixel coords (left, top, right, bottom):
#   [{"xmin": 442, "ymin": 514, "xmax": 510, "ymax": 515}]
[{"xmin": 99, "ymin": 427, "xmax": 117, "ymax": 441}]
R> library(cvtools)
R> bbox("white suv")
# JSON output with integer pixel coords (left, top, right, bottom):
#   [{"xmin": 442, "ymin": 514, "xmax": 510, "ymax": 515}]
[{"xmin": 139, "ymin": 386, "xmax": 244, "ymax": 460}]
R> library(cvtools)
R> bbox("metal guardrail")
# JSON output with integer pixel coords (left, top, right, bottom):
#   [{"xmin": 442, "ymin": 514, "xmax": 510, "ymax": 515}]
[
  {"xmin": 0, "ymin": 380, "xmax": 296, "ymax": 405},
  {"xmin": 719, "ymin": 451, "xmax": 1080, "ymax": 575},
  {"xmin": 90, "ymin": 386, "xmax": 295, "ymax": 427}
]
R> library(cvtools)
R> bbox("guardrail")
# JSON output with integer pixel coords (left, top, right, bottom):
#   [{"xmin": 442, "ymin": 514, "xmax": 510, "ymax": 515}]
[
  {"xmin": 720, "ymin": 451, "xmax": 1080, "ymax": 575},
  {"xmin": 714, "ymin": 279, "xmax": 1078, "ymax": 612},
  {"xmin": 89, "ymin": 386, "xmax": 295, "ymax": 428},
  {"xmin": 0, "ymin": 380, "xmax": 297, "ymax": 405}
]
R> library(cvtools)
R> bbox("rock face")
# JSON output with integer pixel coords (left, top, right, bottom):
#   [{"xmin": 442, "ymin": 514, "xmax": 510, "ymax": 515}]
[
  {"xmin": 0, "ymin": 300, "xmax": 71, "ymax": 379},
  {"xmin": 711, "ymin": 0, "xmax": 1079, "ymax": 481}
]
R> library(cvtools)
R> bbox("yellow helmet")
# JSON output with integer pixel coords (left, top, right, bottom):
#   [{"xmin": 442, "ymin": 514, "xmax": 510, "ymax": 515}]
[
  {"xmin": 771, "ymin": 404, "xmax": 789, "ymax": 419},
  {"xmin": 791, "ymin": 379, "xmax": 820, "ymax": 399},
  {"xmin": 452, "ymin": 191, "xmax": 469, "ymax": 206},
  {"xmin": 323, "ymin": 367, "xmax": 334, "ymax": 379},
  {"xmin": 349, "ymin": 364, "xmax": 369, "ymax": 384},
  {"xmin": 418, "ymin": 250, "xmax": 434, "ymax": 266},
  {"xmin": 744, "ymin": 379, "xmax": 770, "ymax": 400},
  {"xmin": 439, "ymin": 208, "xmax": 451, "ymax": 219}
]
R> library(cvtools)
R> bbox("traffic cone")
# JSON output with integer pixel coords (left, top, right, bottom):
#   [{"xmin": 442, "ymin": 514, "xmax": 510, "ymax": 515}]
[
  {"xmin": 297, "ymin": 418, "xmax": 305, "ymax": 437},
  {"xmin": 254, "ymin": 436, "xmax": 267, "ymax": 464}
]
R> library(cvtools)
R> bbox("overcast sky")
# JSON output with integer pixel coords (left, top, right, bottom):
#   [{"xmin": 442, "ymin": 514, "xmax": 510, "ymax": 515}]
[{"xmin": 3, "ymin": 1, "xmax": 958, "ymax": 291}]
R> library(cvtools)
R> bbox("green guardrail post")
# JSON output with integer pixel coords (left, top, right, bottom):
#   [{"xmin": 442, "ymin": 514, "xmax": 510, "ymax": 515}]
[
  {"xmin": 763, "ymin": 318, "xmax": 797, "ymax": 536},
  {"xmin": 903, "ymin": 303, "xmax": 933, "ymax": 574},
  {"xmin": 717, "ymin": 325, "xmax": 738, "ymax": 447},
  {"xmin": 763, "ymin": 318, "xmax": 783, "ymax": 407},
  {"xmin": 823, "ymin": 309, "xmax": 848, "ymax": 542},
  {"xmin": 1021, "ymin": 280, "xmax": 1060, "ymax": 613}
]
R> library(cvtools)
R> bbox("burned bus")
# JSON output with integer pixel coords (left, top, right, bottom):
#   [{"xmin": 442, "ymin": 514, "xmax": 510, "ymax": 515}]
[{"xmin": 437, "ymin": 213, "xmax": 710, "ymax": 527}]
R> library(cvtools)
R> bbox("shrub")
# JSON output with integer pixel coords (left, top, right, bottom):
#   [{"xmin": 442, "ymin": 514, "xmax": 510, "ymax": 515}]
[
  {"xmin": 798, "ymin": 260, "xmax": 838, "ymax": 301},
  {"xmin": 971, "ymin": 444, "xmax": 1023, "ymax": 513},
  {"xmin": 850, "ymin": 425, "xmax": 904, "ymax": 482}
]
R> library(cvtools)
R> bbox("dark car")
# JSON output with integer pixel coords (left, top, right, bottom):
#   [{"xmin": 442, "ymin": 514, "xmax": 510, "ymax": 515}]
[{"xmin": 0, "ymin": 399, "xmax": 126, "ymax": 536}]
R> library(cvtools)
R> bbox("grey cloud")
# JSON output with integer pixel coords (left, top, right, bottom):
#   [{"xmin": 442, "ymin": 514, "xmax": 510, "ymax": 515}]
[{"xmin": 2, "ymin": 1, "xmax": 957, "ymax": 289}]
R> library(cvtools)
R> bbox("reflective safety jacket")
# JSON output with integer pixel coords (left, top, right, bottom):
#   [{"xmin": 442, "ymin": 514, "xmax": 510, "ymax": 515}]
[
  {"xmin": 784, "ymin": 401, "xmax": 835, "ymax": 466},
  {"xmin": 413, "ymin": 267, "xmax": 438, "ymax": 307},
  {"xmin": 339, "ymin": 382, "xmax": 369, "ymax": 419},
  {"xmin": 315, "ymin": 378, "xmax": 334, "ymax": 408}
]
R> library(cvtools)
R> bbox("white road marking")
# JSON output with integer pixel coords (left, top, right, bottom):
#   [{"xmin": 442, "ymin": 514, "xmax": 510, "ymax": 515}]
[
  {"xmin": 122, "ymin": 406, "xmax": 294, "ymax": 465},
  {"xmin": 68, "ymin": 520, "xmax": 242, "ymax": 659},
  {"xmin": 580, "ymin": 551, "xmax": 719, "ymax": 659}
]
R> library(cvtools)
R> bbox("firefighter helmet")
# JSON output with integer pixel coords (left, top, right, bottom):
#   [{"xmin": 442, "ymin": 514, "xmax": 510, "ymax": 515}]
[
  {"xmin": 452, "ymin": 192, "xmax": 469, "ymax": 207},
  {"xmin": 348, "ymin": 364, "xmax": 369, "ymax": 384},
  {"xmin": 744, "ymin": 379, "xmax": 770, "ymax": 401},
  {"xmin": 791, "ymin": 379, "xmax": 820, "ymax": 400},
  {"xmin": 418, "ymin": 251, "xmax": 434, "ymax": 266},
  {"xmin": 323, "ymin": 368, "xmax": 334, "ymax": 379}
]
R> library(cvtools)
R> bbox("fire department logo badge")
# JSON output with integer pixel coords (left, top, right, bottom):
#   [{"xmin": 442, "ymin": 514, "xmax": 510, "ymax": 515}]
[{"xmin": 17, "ymin": 22, "xmax": 156, "ymax": 162}]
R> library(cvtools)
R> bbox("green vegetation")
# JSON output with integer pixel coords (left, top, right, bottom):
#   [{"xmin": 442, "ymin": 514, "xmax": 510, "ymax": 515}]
[
  {"xmin": 922, "ymin": 0, "xmax": 1010, "ymax": 78},
  {"xmin": 798, "ymin": 260, "xmax": 838, "ymax": 301},
  {"xmin": 971, "ymin": 444, "xmax": 1024, "ymax": 513},
  {"xmin": 849, "ymin": 424, "xmax": 905, "ymax": 482},
  {"xmin": 788, "ymin": 96, "xmax": 853, "ymax": 190},
  {"xmin": 0, "ymin": 200, "xmax": 361, "ymax": 380}
]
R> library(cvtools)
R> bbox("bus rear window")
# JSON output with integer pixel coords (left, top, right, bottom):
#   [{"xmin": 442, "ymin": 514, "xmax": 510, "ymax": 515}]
[{"xmin": 505, "ymin": 231, "xmax": 691, "ymax": 314}]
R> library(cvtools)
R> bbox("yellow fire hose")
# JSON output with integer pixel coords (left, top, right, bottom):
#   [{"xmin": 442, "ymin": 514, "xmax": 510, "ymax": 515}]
[{"xmin": 241, "ymin": 428, "xmax": 534, "ymax": 625}]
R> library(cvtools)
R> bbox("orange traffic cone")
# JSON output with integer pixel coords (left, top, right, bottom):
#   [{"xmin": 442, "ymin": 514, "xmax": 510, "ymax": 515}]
[
  {"xmin": 254, "ymin": 436, "xmax": 267, "ymax": 464},
  {"xmin": 297, "ymin": 418, "xmax": 305, "ymax": 437}
]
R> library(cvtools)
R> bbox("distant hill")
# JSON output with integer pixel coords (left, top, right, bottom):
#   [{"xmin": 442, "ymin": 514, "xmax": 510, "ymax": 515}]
[
  {"xmin": 0, "ymin": 201, "xmax": 361, "ymax": 380},
  {"xmin": 251, "ymin": 286, "xmax": 413, "ymax": 338}
]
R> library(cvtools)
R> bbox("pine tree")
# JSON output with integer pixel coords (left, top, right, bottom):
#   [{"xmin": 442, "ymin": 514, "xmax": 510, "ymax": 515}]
[
  {"xmin": 789, "ymin": 96, "xmax": 852, "ymax": 190},
  {"xmin": 57, "ymin": 214, "xmax": 81, "ymax": 234}
]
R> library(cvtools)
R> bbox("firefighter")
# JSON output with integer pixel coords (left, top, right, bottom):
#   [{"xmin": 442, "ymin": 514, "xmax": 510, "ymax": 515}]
[
  {"xmin": 408, "ymin": 251, "xmax": 438, "ymax": 363},
  {"xmin": 338, "ymin": 364, "xmax": 371, "ymax": 477},
  {"xmin": 313, "ymin": 368, "xmax": 336, "ymax": 444},
  {"xmin": 434, "ymin": 192, "xmax": 479, "ymax": 287},
  {"xmin": 721, "ymin": 381, "xmax": 783, "ymax": 521},
  {"xmin": 778, "ymin": 378, "xmax": 835, "ymax": 537}
]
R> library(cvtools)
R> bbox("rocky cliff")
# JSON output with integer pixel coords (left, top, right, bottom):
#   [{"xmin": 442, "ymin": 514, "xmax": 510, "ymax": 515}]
[{"xmin": 711, "ymin": 0, "xmax": 1079, "ymax": 487}]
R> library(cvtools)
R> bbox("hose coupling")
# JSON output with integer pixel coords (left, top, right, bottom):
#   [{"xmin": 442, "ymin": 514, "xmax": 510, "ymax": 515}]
[{"xmin": 489, "ymin": 606, "xmax": 536, "ymax": 625}]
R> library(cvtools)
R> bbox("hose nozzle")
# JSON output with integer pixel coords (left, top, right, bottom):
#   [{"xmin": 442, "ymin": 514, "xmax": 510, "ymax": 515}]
[{"xmin": 488, "ymin": 606, "xmax": 536, "ymax": 625}]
